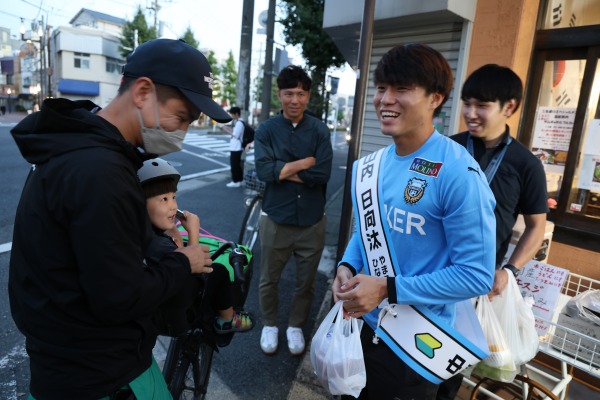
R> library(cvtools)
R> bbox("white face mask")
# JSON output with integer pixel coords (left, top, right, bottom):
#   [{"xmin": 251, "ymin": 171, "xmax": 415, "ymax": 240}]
[{"xmin": 138, "ymin": 88, "xmax": 187, "ymax": 156}]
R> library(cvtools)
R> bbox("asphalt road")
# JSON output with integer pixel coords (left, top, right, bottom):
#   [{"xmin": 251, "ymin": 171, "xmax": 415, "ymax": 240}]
[{"xmin": 0, "ymin": 123, "xmax": 349, "ymax": 400}]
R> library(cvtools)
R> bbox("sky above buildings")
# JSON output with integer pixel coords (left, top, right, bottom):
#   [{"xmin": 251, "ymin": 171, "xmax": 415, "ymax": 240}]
[{"xmin": 1, "ymin": 0, "xmax": 356, "ymax": 96}]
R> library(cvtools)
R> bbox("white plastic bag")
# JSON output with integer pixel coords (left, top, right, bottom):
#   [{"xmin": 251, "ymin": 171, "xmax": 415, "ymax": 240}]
[
  {"xmin": 473, "ymin": 295, "xmax": 517, "ymax": 382},
  {"xmin": 310, "ymin": 300, "xmax": 366, "ymax": 397},
  {"xmin": 490, "ymin": 272, "xmax": 539, "ymax": 365}
]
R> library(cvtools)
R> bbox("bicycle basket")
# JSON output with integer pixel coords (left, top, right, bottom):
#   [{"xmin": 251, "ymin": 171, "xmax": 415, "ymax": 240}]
[
  {"xmin": 243, "ymin": 168, "xmax": 265, "ymax": 196},
  {"xmin": 177, "ymin": 225, "xmax": 253, "ymax": 283}
]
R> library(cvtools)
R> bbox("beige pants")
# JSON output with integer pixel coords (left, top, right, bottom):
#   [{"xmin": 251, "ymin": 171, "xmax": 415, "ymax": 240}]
[{"xmin": 258, "ymin": 215, "xmax": 326, "ymax": 327}]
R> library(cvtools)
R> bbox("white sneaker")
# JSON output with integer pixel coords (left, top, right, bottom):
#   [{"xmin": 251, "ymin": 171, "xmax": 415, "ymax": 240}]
[
  {"xmin": 226, "ymin": 181, "xmax": 242, "ymax": 188},
  {"xmin": 286, "ymin": 327, "xmax": 305, "ymax": 356},
  {"xmin": 260, "ymin": 326, "xmax": 279, "ymax": 355}
]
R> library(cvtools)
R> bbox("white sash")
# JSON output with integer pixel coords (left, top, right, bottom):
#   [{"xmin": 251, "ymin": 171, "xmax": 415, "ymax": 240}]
[{"xmin": 352, "ymin": 147, "xmax": 489, "ymax": 384}]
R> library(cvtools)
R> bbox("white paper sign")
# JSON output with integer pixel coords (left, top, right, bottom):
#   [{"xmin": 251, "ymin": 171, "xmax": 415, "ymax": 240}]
[
  {"xmin": 583, "ymin": 119, "xmax": 600, "ymax": 156},
  {"xmin": 577, "ymin": 155, "xmax": 600, "ymax": 191},
  {"xmin": 532, "ymin": 107, "xmax": 576, "ymax": 152},
  {"xmin": 516, "ymin": 261, "xmax": 570, "ymax": 334}
]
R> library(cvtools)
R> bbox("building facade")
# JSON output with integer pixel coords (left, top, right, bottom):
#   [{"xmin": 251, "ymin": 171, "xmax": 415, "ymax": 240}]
[
  {"xmin": 51, "ymin": 9, "xmax": 126, "ymax": 107},
  {"xmin": 0, "ymin": 9, "xmax": 125, "ymax": 111},
  {"xmin": 324, "ymin": 0, "xmax": 600, "ymax": 281}
]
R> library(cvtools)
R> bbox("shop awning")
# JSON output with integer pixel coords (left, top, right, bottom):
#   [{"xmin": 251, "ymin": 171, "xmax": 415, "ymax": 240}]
[{"xmin": 58, "ymin": 79, "xmax": 99, "ymax": 96}]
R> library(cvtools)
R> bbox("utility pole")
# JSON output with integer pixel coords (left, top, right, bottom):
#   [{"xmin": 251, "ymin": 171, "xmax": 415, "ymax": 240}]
[
  {"xmin": 336, "ymin": 0, "xmax": 376, "ymax": 262},
  {"xmin": 147, "ymin": 0, "xmax": 160, "ymax": 33},
  {"xmin": 236, "ymin": 0, "xmax": 254, "ymax": 122},
  {"xmin": 259, "ymin": 0, "xmax": 275, "ymax": 123},
  {"xmin": 46, "ymin": 23, "xmax": 52, "ymax": 98}
]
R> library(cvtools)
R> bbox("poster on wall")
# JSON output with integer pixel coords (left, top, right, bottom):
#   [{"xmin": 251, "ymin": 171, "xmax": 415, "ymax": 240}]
[
  {"xmin": 576, "ymin": 119, "xmax": 600, "ymax": 190},
  {"xmin": 582, "ymin": 119, "xmax": 600, "ymax": 156},
  {"xmin": 531, "ymin": 107, "xmax": 576, "ymax": 174},
  {"xmin": 577, "ymin": 155, "xmax": 600, "ymax": 191}
]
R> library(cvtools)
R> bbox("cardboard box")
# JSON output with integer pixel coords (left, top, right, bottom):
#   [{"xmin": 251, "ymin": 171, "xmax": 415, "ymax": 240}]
[{"xmin": 550, "ymin": 313, "xmax": 600, "ymax": 367}]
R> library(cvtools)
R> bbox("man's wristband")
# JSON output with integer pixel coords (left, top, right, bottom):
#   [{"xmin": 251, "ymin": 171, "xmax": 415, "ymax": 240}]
[{"xmin": 502, "ymin": 264, "xmax": 520, "ymax": 277}]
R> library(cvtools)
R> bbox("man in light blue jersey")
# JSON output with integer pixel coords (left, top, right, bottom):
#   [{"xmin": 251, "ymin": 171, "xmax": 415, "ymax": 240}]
[{"xmin": 333, "ymin": 44, "xmax": 497, "ymax": 399}]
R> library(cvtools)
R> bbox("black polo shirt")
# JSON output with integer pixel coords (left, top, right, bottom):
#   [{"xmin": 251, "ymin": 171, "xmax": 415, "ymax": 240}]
[{"xmin": 452, "ymin": 126, "xmax": 548, "ymax": 266}]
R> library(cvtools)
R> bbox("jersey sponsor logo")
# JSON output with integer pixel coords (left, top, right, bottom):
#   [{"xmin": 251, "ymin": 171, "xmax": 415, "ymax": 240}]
[
  {"xmin": 404, "ymin": 177, "xmax": 427, "ymax": 204},
  {"xmin": 384, "ymin": 204, "xmax": 426, "ymax": 235},
  {"xmin": 409, "ymin": 158, "xmax": 443, "ymax": 177}
]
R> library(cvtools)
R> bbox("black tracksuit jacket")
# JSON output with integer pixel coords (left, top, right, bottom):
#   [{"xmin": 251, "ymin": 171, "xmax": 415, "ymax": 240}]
[{"xmin": 9, "ymin": 98, "xmax": 192, "ymax": 399}]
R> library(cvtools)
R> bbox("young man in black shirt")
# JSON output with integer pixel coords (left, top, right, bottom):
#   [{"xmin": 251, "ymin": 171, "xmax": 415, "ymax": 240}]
[{"xmin": 437, "ymin": 64, "xmax": 549, "ymax": 400}]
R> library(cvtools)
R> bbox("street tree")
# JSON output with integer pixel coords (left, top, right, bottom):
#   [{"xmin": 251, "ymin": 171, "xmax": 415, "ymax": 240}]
[
  {"xmin": 180, "ymin": 26, "xmax": 199, "ymax": 49},
  {"xmin": 119, "ymin": 6, "xmax": 157, "ymax": 58},
  {"xmin": 279, "ymin": 0, "xmax": 346, "ymax": 120},
  {"xmin": 220, "ymin": 50, "xmax": 238, "ymax": 109},
  {"xmin": 206, "ymin": 50, "xmax": 222, "ymax": 101}
]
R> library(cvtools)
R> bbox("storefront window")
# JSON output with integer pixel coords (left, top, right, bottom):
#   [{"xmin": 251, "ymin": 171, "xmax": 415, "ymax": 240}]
[
  {"xmin": 566, "ymin": 62, "xmax": 600, "ymax": 218},
  {"xmin": 543, "ymin": 0, "xmax": 600, "ymax": 29},
  {"xmin": 531, "ymin": 59, "xmax": 585, "ymax": 209},
  {"xmin": 525, "ymin": 0, "xmax": 600, "ymax": 248}
]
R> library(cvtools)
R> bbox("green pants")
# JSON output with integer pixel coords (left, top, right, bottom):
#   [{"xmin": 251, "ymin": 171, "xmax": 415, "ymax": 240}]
[
  {"xmin": 28, "ymin": 356, "xmax": 171, "ymax": 400},
  {"xmin": 258, "ymin": 215, "xmax": 326, "ymax": 327}
]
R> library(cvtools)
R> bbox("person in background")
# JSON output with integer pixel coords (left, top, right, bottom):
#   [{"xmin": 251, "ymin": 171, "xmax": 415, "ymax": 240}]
[
  {"xmin": 436, "ymin": 64, "xmax": 548, "ymax": 400},
  {"xmin": 9, "ymin": 38, "xmax": 231, "ymax": 400},
  {"xmin": 224, "ymin": 106, "xmax": 245, "ymax": 188},
  {"xmin": 254, "ymin": 65, "xmax": 333, "ymax": 356},
  {"xmin": 333, "ymin": 44, "xmax": 496, "ymax": 399}
]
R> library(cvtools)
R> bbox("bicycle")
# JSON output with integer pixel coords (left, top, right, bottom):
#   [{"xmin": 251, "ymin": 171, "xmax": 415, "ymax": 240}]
[
  {"xmin": 238, "ymin": 166, "xmax": 265, "ymax": 252},
  {"xmin": 158, "ymin": 232, "xmax": 254, "ymax": 400}
]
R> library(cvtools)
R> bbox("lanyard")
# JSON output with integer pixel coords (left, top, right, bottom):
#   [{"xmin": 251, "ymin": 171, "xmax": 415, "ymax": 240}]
[{"xmin": 467, "ymin": 134, "xmax": 512, "ymax": 183}]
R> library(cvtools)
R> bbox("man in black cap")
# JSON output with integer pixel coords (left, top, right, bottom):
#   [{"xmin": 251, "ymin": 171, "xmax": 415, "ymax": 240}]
[{"xmin": 9, "ymin": 39, "xmax": 230, "ymax": 399}]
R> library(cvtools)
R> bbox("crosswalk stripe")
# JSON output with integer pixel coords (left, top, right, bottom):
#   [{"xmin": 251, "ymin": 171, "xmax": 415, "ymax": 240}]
[{"xmin": 184, "ymin": 134, "xmax": 230, "ymax": 153}]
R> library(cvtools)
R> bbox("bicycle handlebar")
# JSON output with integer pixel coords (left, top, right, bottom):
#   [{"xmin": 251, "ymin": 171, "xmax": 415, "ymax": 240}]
[
  {"xmin": 229, "ymin": 247, "xmax": 247, "ymax": 285},
  {"xmin": 210, "ymin": 241, "xmax": 247, "ymax": 285}
]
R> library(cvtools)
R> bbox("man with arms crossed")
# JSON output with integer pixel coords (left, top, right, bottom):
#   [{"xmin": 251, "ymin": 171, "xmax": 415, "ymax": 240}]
[
  {"xmin": 334, "ymin": 44, "xmax": 496, "ymax": 399},
  {"xmin": 437, "ymin": 64, "xmax": 549, "ymax": 400},
  {"xmin": 255, "ymin": 65, "xmax": 333, "ymax": 356}
]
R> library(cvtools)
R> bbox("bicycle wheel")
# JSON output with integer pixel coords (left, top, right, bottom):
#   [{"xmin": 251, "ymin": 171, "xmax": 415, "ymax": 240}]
[
  {"xmin": 238, "ymin": 195, "xmax": 262, "ymax": 251},
  {"xmin": 165, "ymin": 336, "xmax": 214, "ymax": 400}
]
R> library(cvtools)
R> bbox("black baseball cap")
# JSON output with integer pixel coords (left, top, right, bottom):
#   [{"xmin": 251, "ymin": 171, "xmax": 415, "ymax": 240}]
[{"xmin": 122, "ymin": 39, "xmax": 231, "ymax": 123}]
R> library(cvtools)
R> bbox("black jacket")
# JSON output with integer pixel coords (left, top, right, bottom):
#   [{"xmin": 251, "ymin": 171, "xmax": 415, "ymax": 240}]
[{"xmin": 9, "ymin": 98, "xmax": 192, "ymax": 399}]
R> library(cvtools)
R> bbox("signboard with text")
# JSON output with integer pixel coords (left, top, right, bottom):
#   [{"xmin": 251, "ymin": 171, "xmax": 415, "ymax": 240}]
[{"xmin": 516, "ymin": 261, "xmax": 569, "ymax": 335}]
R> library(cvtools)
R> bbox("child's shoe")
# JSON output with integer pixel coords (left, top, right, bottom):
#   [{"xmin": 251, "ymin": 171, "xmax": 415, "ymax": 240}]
[{"xmin": 214, "ymin": 310, "xmax": 255, "ymax": 334}]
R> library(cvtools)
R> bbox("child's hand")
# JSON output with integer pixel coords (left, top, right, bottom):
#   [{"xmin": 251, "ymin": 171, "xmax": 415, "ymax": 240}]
[
  {"xmin": 179, "ymin": 210, "xmax": 200, "ymax": 246},
  {"xmin": 180, "ymin": 211, "xmax": 200, "ymax": 234}
]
